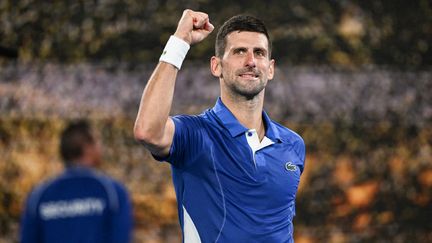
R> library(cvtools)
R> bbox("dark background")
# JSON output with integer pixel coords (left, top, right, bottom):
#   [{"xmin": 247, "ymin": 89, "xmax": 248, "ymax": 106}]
[{"xmin": 1, "ymin": 0, "xmax": 431, "ymax": 68}]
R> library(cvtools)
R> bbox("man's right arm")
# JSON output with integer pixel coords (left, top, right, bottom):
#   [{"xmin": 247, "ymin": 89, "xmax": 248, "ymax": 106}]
[
  {"xmin": 20, "ymin": 191, "xmax": 40, "ymax": 243},
  {"xmin": 133, "ymin": 9, "xmax": 214, "ymax": 158}
]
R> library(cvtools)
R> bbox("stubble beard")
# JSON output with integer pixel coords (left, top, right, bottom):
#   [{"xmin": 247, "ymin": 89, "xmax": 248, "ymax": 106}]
[{"xmin": 223, "ymin": 68, "xmax": 267, "ymax": 100}]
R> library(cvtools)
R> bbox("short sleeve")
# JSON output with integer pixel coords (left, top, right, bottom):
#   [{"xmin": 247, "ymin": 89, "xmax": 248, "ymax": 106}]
[{"xmin": 152, "ymin": 115, "xmax": 205, "ymax": 168}]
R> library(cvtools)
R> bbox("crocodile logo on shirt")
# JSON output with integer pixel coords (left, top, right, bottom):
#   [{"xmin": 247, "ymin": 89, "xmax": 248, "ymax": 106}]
[{"xmin": 285, "ymin": 162, "xmax": 297, "ymax": 172}]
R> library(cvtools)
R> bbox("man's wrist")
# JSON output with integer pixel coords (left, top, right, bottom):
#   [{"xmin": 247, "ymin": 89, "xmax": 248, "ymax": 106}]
[{"xmin": 159, "ymin": 35, "xmax": 190, "ymax": 70}]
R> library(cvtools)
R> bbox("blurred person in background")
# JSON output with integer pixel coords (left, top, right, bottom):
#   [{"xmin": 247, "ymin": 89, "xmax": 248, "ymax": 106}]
[
  {"xmin": 134, "ymin": 9, "xmax": 305, "ymax": 242},
  {"xmin": 20, "ymin": 120, "xmax": 133, "ymax": 243}
]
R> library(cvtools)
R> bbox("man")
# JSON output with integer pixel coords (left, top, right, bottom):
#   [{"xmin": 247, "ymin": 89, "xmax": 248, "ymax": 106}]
[
  {"xmin": 134, "ymin": 9, "xmax": 305, "ymax": 242},
  {"xmin": 20, "ymin": 120, "xmax": 133, "ymax": 243}
]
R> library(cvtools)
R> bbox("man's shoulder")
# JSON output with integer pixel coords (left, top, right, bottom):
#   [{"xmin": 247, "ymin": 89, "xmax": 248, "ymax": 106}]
[
  {"xmin": 55, "ymin": 168, "xmax": 112, "ymax": 188},
  {"xmin": 171, "ymin": 109, "xmax": 214, "ymax": 127},
  {"xmin": 71, "ymin": 169, "xmax": 129, "ymax": 198},
  {"xmin": 27, "ymin": 169, "xmax": 128, "ymax": 212},
  {"xmin": 271, "ymin": 120, "xmax": 304, "ymax": 145},
  {"xmin": 28, "ymin": 172, "xmax": 66, "ymax": 198},
  {"xmin": 29, "ymin": 168, "xmax": 125, "ymax": 198},
  {"xmin": 24, "ymin": 174, "xmax": 61, "ymax": 216}
]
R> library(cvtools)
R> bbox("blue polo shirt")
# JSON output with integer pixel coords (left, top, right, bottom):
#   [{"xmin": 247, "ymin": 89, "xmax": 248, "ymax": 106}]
[
  {"xmin": 157, "ymin": 98, "xmax": 306, "ymax": 243},
  {"xmin": 20, "ymin": 166, "xmax": 132, "ymax": 243}
]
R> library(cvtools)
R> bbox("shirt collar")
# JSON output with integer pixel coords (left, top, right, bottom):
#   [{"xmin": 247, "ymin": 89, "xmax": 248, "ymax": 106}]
[
  {"xmin": 211, "ymin": 97, "xmax": 282, "ymax": 142},
  {"xmin": 261, "ymin": 108, "xmax": 282, "ymax": 142},
  {"xmin": 65, "ymin": 165, "xmax": 95, "ymax": 174}
]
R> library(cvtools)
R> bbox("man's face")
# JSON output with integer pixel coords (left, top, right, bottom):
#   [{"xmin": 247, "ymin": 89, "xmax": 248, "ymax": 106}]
[{"xmin": 211, "ymin": 31, "xmax": 275, "ymax": 99}]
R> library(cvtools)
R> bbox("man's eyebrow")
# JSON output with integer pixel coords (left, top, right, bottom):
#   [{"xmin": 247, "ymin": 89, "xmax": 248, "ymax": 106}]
[
  {"xmin": 232, "ymin": 47, "xmax": 247, "ymax": 52},
  {"xmin": 254, "ymin": 47, "xmax": 267, "ymax": 52},
  {"xmin": 231, "ymin": 46, "xmax": 267, "ymax": 51}
]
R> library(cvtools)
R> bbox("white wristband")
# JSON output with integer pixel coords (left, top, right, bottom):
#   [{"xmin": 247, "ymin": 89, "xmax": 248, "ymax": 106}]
[{"xmin": 159, "ymin": 35, "xmax": 190, "ymax": 70}]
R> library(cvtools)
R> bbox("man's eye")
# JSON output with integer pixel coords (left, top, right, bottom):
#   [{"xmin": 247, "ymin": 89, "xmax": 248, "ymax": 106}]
[
  {"xmin": 234, "ymin": 49, "xmax": 246, "ymax": 55},
  {"xmin": 255, "ymin": 50, "xmax": 265, "ymax": 57}
]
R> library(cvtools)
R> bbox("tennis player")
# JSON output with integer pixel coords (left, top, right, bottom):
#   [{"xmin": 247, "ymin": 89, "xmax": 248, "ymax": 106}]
[
  {"xmin": 20, "ymin": 120, "xmax": 133, "ymax": 243},
  {"xmin": 134, "ymin": 9, "xmax": 305, "ymax": 242}
]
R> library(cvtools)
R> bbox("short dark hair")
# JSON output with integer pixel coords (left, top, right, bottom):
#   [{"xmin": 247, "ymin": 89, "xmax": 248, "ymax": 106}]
[
  {"xmin": 215, "ymin": 15, "xmax": 272, "ymax": 58},
  {"xmin": 60, "ymin": 120, "xmax": 94, "ymax": 165}
]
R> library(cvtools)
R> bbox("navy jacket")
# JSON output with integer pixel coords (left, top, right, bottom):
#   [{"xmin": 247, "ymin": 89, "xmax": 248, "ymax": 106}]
[{"xmin": 20, "ymin": 166, "xmax": 132, "ymax": 243}]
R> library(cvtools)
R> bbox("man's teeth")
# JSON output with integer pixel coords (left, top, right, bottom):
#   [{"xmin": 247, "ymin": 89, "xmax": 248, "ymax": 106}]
[{"xmin": 241, "ymin": 74, "xmax": 257, "ymax": 77}]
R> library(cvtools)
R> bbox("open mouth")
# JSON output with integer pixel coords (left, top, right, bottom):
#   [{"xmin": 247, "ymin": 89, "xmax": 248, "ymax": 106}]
[{"xmin": 239, "ymin": 73, "xmax": 259, "ymax": 79}]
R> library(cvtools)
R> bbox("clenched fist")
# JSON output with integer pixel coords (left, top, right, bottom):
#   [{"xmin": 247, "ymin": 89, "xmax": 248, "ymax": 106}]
[{"xmin": 174, "ymin": 9, "xmax": 214, "ymax": 45}]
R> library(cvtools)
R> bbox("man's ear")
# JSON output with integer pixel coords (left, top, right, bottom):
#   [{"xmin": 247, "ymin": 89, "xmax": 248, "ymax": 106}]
[
  {"xmin": 268, "ymin": 59, "xmax": 275, "ymax": 80},
  {"xmin": 210, "ymin": 56, "xmax": 222, "ymax": 77}
]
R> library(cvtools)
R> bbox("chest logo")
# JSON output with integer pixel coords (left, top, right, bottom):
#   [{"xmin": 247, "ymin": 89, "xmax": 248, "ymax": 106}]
[{"xmin": 285, "ymin": 162, "xmax": 297, "ymax": 172}]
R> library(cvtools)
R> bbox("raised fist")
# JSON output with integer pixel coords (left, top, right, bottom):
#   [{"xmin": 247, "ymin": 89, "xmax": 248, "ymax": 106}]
[{"xmin": 174, "ymin": 9, "xmax": 214, "ymax": 45}]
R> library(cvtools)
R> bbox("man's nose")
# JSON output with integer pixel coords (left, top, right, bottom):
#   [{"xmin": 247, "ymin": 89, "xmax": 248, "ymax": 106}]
[{"xmin": 245, "ymin": 51, "xmax": 256, "ymax": 67}]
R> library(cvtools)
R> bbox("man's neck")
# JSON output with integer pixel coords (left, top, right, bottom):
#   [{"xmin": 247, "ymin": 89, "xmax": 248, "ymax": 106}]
[
  {"xmin": 221, "ymin": 92, "xmax": 266, "ymax": 140},
  {"xmin": 70, "ymin": 157, "xmax": 97, "ymax": 168}
]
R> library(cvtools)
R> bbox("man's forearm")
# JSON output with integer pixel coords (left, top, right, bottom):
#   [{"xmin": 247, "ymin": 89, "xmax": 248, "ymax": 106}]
[{"xmin": 133, "ymin": 62, "xmax": 177, "ymax": 145}]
